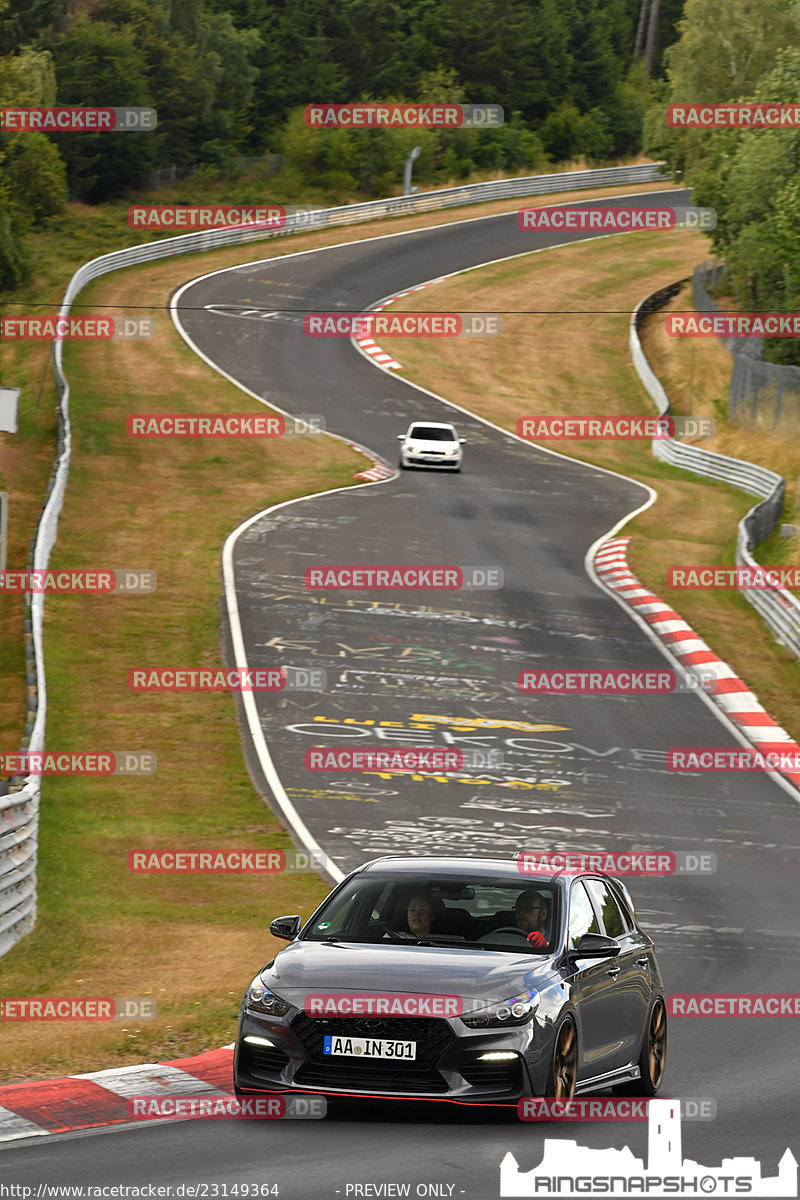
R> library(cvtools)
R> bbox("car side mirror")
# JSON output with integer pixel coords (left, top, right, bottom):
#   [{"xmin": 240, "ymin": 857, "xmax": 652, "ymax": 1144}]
[
  {"xmin": 397, "ymin": 434, "xmax": 405, "ymax": 440},
  {"xmin": 270, "ymin": 914, "xmax": 302, "ymax": 940},
  {"xmin": 569, "ymin": 932, "xmax": 621, "ymax": 960},
  {"xmin": 459, "ymin": 438, "xmax": 466, "ymax": 444}
]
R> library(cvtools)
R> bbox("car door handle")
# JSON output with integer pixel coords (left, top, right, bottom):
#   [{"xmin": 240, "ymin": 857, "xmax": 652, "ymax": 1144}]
[
  {"xmin": 606, "ymin": 966, "xmax": 621, "ymax": 978},
  {"xmin": 637, "ymin": 957, "xmax": 650, "ymax": 968}
]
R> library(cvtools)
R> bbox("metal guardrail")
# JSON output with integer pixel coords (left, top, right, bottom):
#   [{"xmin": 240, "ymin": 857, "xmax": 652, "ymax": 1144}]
[
  {"xmin": 693, "ymin": 261, "xmax": 800, "ymax": 430},
  {"xmin": 0, "ymin": 160, "xmax": 669, "ymax": 959},
  {"xmin": 630, "ymin": 284, "xmax": 800, "ymax": 662}
]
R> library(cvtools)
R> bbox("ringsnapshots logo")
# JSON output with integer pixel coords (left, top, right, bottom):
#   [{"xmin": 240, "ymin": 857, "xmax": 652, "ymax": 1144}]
[
  {"xmin": 518, "ymin": 1097, "xmax": 717, "ymax": 1122},
  {"xmin": 1, "ymin": 317, "xmax": 155, "ymax": 340},
  {"xmin": 518, "ymin": 668, "xmax": 718, "ymax": 695},
  {"xmin": 0, "ymin": 569, "xmax": 156, "ymax": 593},
  {"xmin": 518, "ymin": 204, "xmax": 716, "ymax": 231},
  {"xmin": 128, "ymin": 1095, "xmax": 326, "ymax": 1120},
  {"xmin": 666, "ymin": 312, "xmax": 800, "ymax": 337},
  {"xmin": 128, "ymin": 848, "xmax": 330, "ymax": 873},
  {"xmin": 500, "ymin": 1098, "xmax": 797, "ymax": 1198},
  {"xmin": 667, "ymin": 103, "xmax": 800, "ymax": 128},
  {"xmin": 0, "ymin": 107, "xmax": 156, "ymax": 131},
  {"xmin": 126, "ymin": 414, "xmax": 325, "ymax": 438},
  {"xmin": 516, "ymin": 850, "xmax": 717, "ymax": 876},
  {"xmin": 303, "ymin": 312, "xmax": 501, "ymax": 337},
  {"xmin": 127, "ymin": 205, "xmax": 326, "ymax": 231},
  {"xmin": 0, "ymin": 751, "xmax": 156, "ymax": 776},
  {"xmin": 127, "ymin": 667, "xmax": 325, "ymax": 692},
  {"xmin": 304, "ymin": 103, "xmax": 504, "ymax": 128},
  {"xmin": 0, "ymin": 996, "xmax": 156, "ymax": 1021},
  {"xmin": 303, "ymin": 566, "xmax": 503, "ymax": 590}
]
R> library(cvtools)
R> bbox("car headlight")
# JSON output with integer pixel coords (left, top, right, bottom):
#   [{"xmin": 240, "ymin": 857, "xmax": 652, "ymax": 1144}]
[
  {"xmin": 461, "ymin": 989, "xmax": 539, "ymax": 1028},
  {"xmin": 246, "ymin": 975, "xmax": 291, "ymax": 1017}
]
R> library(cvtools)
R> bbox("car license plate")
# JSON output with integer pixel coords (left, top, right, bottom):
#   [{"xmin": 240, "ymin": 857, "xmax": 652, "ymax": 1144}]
[{"xmin": 323, "ymin": 1035, "xmax": 416, "ymax": 1060}]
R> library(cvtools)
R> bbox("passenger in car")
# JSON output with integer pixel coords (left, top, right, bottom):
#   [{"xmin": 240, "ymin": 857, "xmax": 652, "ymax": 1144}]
[{"xmin": 391, "ymin": 892, "xmax": 442, "ymax": 939}]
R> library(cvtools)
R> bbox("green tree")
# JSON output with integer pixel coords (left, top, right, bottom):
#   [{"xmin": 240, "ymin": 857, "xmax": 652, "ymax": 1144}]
[{"xmin": 0, "ymin": 43, "xmax": 66, "ymax": 288}]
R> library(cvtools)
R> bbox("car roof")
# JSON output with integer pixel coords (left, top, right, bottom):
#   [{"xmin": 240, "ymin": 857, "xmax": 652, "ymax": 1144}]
[{"xmin": 354, "ymin": 854, "xmax": 570, "ymax": 887}]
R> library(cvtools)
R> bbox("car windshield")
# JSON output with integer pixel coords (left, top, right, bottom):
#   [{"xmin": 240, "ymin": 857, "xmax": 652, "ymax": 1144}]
[
  {"xmin": 303, "ymin": 875, "xmax": 558, "ymax": 953},
  {"xmin": 408, "ymin": 426, "xmax": 456, "ymax": 441}
]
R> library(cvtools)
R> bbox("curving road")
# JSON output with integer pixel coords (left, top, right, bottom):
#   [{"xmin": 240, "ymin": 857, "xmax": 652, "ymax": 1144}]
[{"xmin": 5, "ymin": 192, "xmax": 799, "ymax": 1197}]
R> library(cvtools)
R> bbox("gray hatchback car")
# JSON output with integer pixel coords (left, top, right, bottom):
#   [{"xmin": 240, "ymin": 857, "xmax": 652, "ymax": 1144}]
[{"xmin": 234, "ymin": 855, "xmax": 667, "ymax": 1107}]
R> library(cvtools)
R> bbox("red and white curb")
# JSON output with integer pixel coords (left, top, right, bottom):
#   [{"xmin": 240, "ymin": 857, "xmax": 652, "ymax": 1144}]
[
  {"xmin": 354, "ymin": 277, "xmax": 455, "ymax": 372},
  {"xmin": 0, "ymin": 1045, "xmax": 234, "ymax": 1142},
  {"xmin": 594, "ymin": 537, "xmax": 800, "ymax": 788},
  {"xmin": 354, "ymin": 460, "xmax": 395, "ymax": 482}
]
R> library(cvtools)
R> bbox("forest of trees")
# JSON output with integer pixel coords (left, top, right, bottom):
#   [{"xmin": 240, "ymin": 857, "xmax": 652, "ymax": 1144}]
[
  {"xmin": 2, "ymin": 0, "xmax": 800, "ymax": 367},
  {"xmin": 1, "ymin": 0, "xmax": 683, "ymax": 285},
  {"xmin": 643, "ymin": 0, "xmax": 800, "ymax": 365}
]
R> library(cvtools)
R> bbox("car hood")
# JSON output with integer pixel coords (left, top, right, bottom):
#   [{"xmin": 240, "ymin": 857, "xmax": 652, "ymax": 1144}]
[
  {"xmin": 262, "ymin": 940, "xmax": 552, "ymax": 1003},
  {"xmin": 404, "ymin": 438, "xmax": 457, "ymax": 450}
]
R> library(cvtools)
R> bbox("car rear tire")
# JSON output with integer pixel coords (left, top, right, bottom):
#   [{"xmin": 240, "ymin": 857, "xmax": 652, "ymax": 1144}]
[
  {"xmin": 614, "ymin": 995, "xmax": 667, "ymax": 1096},
  {"xmin": 545, "ymin": 1017, "xmax": 578, "ymax": 1100}
]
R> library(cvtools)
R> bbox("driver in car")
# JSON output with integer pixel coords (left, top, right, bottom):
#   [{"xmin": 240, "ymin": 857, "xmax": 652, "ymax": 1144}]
[
  {"xmin": 487, "ymin": 890, "xmax": 549, "ymax": 947},
  {"xmin": 514, "ymin": 890, "xmax": 549, "ymax": 947}
]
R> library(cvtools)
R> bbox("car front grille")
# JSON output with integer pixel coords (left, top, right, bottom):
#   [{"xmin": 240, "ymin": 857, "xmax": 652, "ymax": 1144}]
[{"xmin": 291, "ymin": 1015, "xmax": 454, "ymax": 1093}]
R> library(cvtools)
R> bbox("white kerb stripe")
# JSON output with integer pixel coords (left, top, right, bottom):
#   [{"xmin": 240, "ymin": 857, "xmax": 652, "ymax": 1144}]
[
  {"xmin": 0, "ymin": 1106, "xmax": 50, "ymax": 1141},
  {"xmin": 73, "ymin": 1063, "xmax": 226, "ymax": 1098}
]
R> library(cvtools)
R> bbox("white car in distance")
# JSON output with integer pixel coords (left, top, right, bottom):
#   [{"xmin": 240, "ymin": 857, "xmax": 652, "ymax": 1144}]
[{"xmin": 397, "ymin": 421, "xmax": 465, "ymax": 472}]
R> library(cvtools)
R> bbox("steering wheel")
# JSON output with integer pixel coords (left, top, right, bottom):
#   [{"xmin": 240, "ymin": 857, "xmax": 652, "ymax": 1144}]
[
  {"xmin": 479, "ymin": 926, "xmax": 530, "ymax": 940},
  {"xmin": 369, "ymin": 920, "xmax": 408, "ymax": 940}
]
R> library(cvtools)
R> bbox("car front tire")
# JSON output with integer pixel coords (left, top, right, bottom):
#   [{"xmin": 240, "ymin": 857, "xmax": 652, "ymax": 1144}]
[
  {"xmin": 613, "ymin": 995, "xmax": 667, "ymax": 1096},
  {"xmin": 545, "ymin": 1016, "xmax": 578, "ymax": 1099}
]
